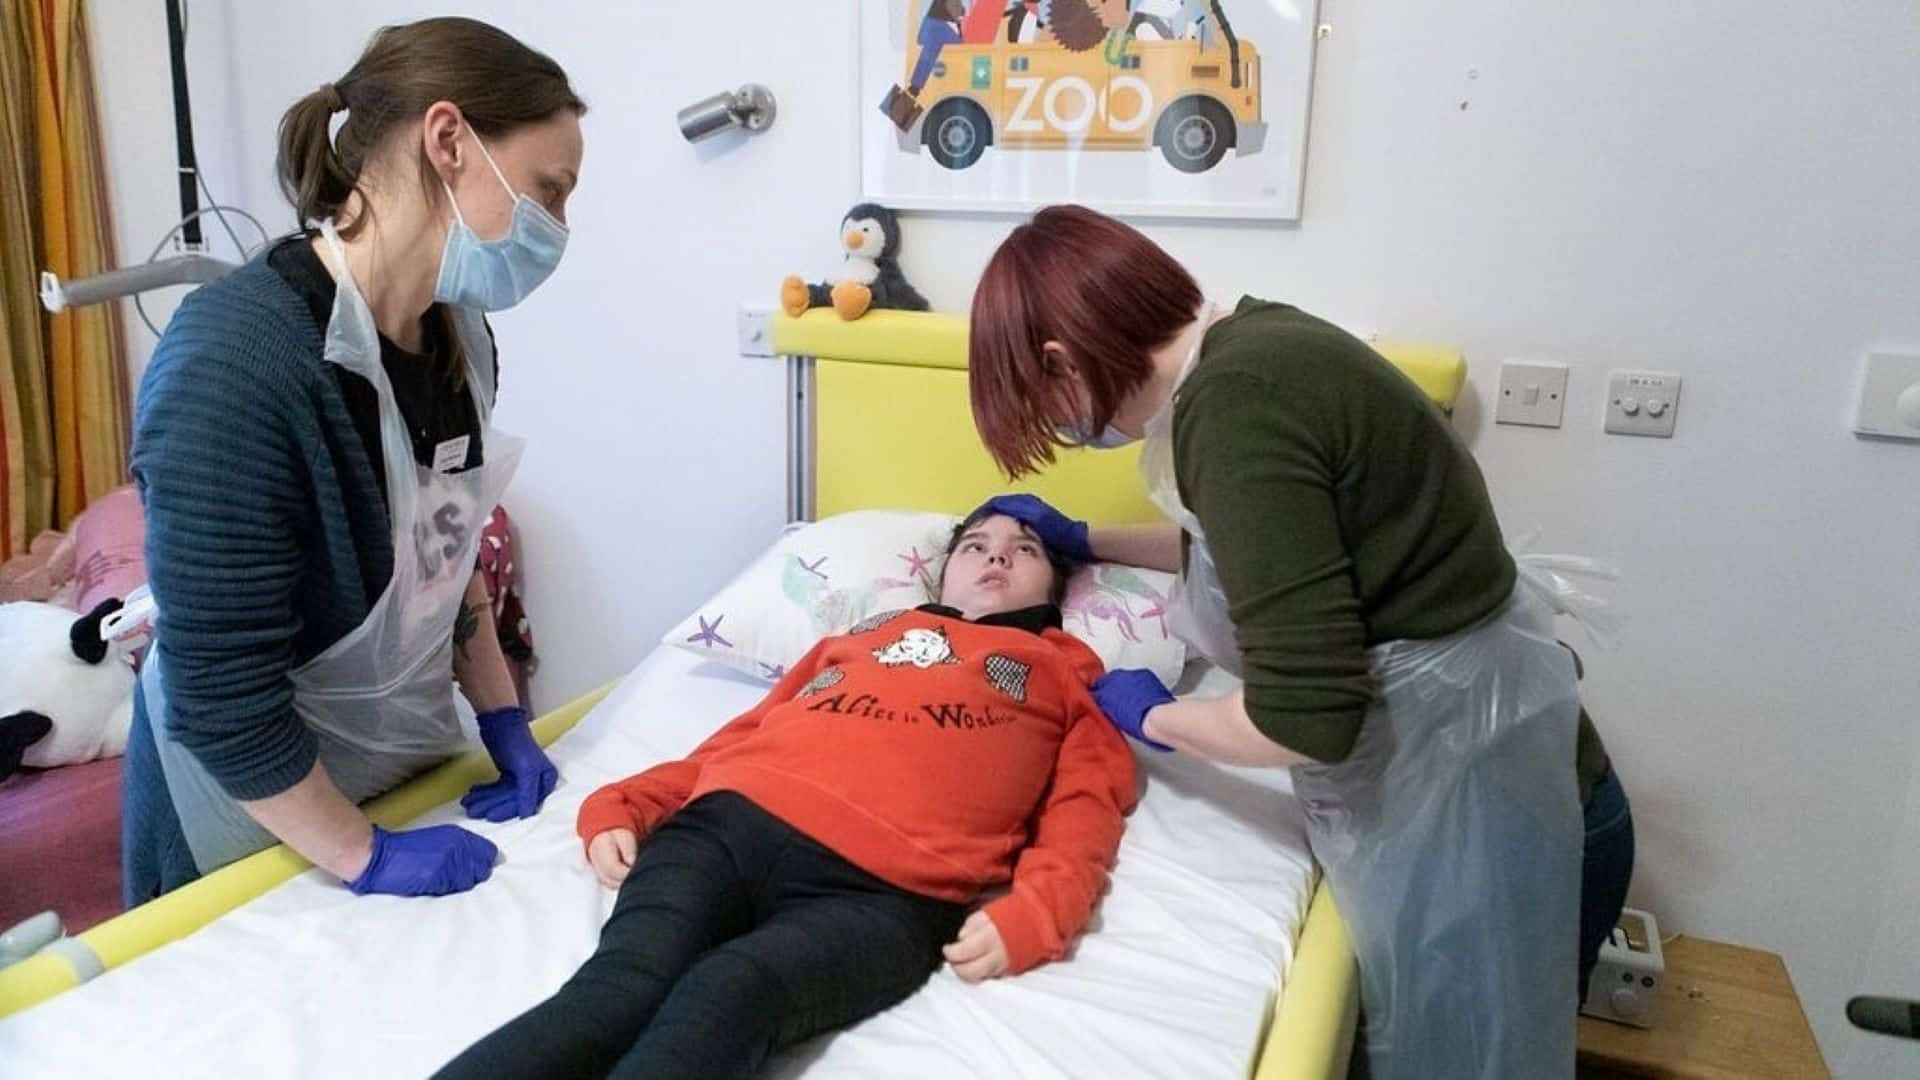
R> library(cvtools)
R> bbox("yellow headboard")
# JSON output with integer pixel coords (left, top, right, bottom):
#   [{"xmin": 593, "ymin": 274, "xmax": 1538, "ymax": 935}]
[{"xmin": 769, "ymin": 309, "xmax": 1465, "ymax": 527}]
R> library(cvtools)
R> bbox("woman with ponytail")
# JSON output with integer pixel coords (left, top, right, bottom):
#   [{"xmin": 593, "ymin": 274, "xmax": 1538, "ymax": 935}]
[{"xmin": 124, "ymin": 17, "xmax": 587, "ymax": 902}]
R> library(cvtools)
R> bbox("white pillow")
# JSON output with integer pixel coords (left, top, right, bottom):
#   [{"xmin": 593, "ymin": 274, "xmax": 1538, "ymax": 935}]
[
  {"xmin": 1060, "ymin": 561, "xmax": 1187, "ymax": 686},
  {"xmin": 664, "ymin": 510, "xmax": 1187, "ymax": 686},
  {"xmin": 665, "ymin": 510, "xmax": 957, "ymax": 681}
]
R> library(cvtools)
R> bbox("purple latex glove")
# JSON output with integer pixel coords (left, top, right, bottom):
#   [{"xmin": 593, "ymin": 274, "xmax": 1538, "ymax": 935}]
[
  {"xmin": 461, "ymin": 706, "xmax": 559, "ymax": 822},
  {"xmin": 975, "ymin": 494, "xmax": 1095, "ymax": 564},
  {"xmin": 346, "ymin": 824, "xmax": 498, "ymax": 897},
  {"xmin": 1092, "ymin": 668, "xmax": 1176, "ymax": 752}
]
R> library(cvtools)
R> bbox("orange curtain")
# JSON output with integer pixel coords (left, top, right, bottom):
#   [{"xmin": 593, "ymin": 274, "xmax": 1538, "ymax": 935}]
[
  {"xmin": 1, "ymin": 0, "xmax": 52, "ymax": 562},
  {"xmin": 0, "ymin": 0, "xmax": 126, "ymax": 561}
]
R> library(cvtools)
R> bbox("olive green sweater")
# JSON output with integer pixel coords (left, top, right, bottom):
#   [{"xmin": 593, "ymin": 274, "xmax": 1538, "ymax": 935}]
[{"xmin": 1173, "ymin": 298, "xmax": 1607, "ymax": 797}]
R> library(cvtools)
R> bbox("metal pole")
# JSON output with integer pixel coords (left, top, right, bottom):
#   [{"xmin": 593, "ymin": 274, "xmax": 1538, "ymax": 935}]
[
  {"xmin": 164, "ymin": 0, "xmax": 202, "ymax": 248},
  {"xmin": 786, "ymin": 355, "xmax": 816, "ymax": 523}
]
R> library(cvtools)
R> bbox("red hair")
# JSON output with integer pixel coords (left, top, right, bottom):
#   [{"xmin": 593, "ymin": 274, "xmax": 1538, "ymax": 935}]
[{"xmin": 969, "ymin": 205, "xmax": 1203, "ymax": 478}]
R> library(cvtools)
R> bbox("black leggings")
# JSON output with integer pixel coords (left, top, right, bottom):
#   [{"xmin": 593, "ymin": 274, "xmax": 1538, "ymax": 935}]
[{"xmin": 435, "ymin": 792, "xmax": 967, "ymax": 1080}]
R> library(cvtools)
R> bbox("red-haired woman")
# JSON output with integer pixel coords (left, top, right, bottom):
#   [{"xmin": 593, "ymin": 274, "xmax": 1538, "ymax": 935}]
[{"xmin": 967, "ymin": 205, "xmax": 1633, "ymax": 1079}]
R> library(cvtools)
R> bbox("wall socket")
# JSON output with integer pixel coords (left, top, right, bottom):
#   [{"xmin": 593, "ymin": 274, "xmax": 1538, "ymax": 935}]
[
  {"xmin": 1495, "ymin": 361, "xmax": 1569, "ymax": 428},
  {"xmin": 1853, "ymin": 352, "xmax": 1920, "ymax": 440},
  {"xmin": 737, "ymin": 304, "xmax": 774, "ymax": 357},
  {"xmin": 1604, "ymin": 370, "xmax": 1683, "ymax": 438}
]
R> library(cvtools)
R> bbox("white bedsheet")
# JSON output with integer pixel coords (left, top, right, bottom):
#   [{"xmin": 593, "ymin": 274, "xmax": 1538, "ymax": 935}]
[{"xmin": 0, "ymin": 646, "xmax": 1315, "ymax": 1079}]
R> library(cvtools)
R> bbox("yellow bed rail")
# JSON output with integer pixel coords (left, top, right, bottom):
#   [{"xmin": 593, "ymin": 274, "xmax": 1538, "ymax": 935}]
[
  {"xmin": 1254, "ymin": 882, "xmax": 1359, "ymax": 1080},
  {"xmin": 0, "ymin": 682, "xmax": 615, "ymax": 1020}
]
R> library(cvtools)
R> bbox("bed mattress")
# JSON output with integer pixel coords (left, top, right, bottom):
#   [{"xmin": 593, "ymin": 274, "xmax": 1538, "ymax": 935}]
[{"xmin": 0, "ymin": 645, "xmax": 1314, "ymax": 1078}]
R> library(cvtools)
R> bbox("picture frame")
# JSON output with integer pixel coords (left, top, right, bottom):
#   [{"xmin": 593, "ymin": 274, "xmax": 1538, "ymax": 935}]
[{"xmin": 858, "ymin": 0, "xmax": 1321, "ymax": 221}]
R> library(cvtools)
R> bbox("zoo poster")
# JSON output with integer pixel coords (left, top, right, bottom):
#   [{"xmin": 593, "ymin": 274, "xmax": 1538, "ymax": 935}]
[{"xmin": 860, "ymin": 0, "xmax": 1321, "ymax": 220}]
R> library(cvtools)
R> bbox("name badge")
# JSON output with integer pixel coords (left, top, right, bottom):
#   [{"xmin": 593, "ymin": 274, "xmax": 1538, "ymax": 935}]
[{"xmin": 432, "ymin": 435, "xmax": 471, "ymax": 474}]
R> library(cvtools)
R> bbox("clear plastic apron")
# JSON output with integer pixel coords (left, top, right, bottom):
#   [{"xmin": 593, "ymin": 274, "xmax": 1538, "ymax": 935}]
[
  {"xmin": 147, "ymin": 220, "xmax": 525, "ymax": 874},
  {"xmin": 1140, "ymin": 318, "xmax": 1586, "ymax": 1079}
]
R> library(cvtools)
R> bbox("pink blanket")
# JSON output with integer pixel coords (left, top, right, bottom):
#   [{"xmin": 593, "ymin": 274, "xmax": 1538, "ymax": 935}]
[
  {"xmin": 0, "ymin": 758, "xmax": 123, "ymax": 933},
  {"xmin": 0, "ymin": 484, "xmax": 146, "ymax": 612}
]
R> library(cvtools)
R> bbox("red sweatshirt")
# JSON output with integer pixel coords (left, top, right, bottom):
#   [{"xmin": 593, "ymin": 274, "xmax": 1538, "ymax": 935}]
[{"xmin": 577, "ymin": 607, "xmax": 1139, "ymax": 974}]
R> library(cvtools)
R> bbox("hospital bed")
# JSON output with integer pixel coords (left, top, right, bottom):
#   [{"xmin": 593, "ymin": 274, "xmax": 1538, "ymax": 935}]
[{"xmin": 0, "ymin": 309, "xmax": 1468, "ymax": 1078}]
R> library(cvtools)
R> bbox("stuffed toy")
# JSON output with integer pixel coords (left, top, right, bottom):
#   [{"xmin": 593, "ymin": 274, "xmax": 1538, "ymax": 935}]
[
  {"xmin": 0, "ymin": 598, "xmax": 137, "ymax": 782},
  {"xmin": 781, "ymin": 203, "xmax": 930, "ymax": 322}
]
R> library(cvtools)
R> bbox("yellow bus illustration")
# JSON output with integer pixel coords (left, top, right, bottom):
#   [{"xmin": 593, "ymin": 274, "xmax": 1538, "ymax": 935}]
[{"xmin": 880, "ymin": 2, "xmax": 1266, "ymax": 174}]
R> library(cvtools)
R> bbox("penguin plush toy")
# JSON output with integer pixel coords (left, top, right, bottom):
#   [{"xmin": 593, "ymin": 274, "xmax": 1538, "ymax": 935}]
[{"xmin": 782, "ymin": 203, "xmax": 929, "ymax": 321}]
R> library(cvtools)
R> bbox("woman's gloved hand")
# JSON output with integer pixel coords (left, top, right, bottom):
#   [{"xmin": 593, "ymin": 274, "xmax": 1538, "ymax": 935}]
[
  {"xmin": 1092, "ymin": 668, "xmax": 1176, "ymax": 752},
  {"xmin": 975, "ymin": 494, "xmax": 1095, "ymax": 563},
  {"xmin": 461, "ymin": 706, "xmax": 559, "ymax": 822},
  {"xmin": 346, "ymin": 824, "xmax": 498, "ymax": 897}
]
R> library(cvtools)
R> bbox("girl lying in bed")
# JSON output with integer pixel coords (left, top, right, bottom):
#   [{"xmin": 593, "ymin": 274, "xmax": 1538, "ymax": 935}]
[{"xmin": 437, "ymin": 500, "xmax": 1138, "ymax": 1080}]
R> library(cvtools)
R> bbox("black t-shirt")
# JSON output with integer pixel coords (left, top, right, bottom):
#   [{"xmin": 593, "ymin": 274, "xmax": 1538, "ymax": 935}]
[{"xmin": 265, "ymin": 234, "xmax": 488, "ymax": 497}]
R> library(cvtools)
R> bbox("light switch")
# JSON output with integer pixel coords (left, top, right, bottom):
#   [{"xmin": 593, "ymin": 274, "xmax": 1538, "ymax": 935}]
[
  {"xmin": 1495, "ymin": 361, "xmax": 1569, "ymax": 428},
  {"xmin": 1605, "ymin": 370, "xmax": 1682, "ymax": 438},
  {"xmin": 1853, "ymin": 352, "xmax": 1920, "ymax": 441}
]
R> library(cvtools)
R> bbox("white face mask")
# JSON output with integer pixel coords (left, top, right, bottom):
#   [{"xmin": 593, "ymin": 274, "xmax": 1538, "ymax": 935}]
[
  {"xmin": 1055, "ymin": 422, "xmax": 1138, "ymax": 450},
  {"xmin": 433, "ymin": 128, "xmax": 569, "ymax": 312}
]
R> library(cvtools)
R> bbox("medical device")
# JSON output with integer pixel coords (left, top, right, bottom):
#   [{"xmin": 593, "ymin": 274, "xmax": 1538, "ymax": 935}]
[{"xmin": 1581, "ymin": 907, "xmax": 1666, "ymax": 1028}]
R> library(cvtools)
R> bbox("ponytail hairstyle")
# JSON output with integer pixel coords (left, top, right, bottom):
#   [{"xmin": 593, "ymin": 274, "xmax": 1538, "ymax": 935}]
[
  {"xmin": 275, "ymin": 16, "xmax": 585, "ymax": 239},
  {"xmin": 275, "ymin": 17, "xmax": 584, "ymax": 386}
]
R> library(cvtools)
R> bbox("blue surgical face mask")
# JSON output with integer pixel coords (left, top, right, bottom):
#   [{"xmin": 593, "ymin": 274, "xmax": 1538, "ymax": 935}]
[
  {"xmin": 1055, "ymin": 422, "xmax": 1137, "ymax": 450},
  {"xmin": 433, "ymin": 129, "xmax": 569, "ymax": 311}
]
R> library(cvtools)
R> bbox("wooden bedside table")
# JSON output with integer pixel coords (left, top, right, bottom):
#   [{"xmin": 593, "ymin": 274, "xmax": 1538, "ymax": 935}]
[{"xmin": 1577, "ymin": 935, "xmax": 1829, "ymax": 1079}]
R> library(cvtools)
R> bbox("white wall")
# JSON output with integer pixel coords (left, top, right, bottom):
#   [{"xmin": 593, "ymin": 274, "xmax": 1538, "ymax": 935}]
[{"xmin": 88, "ymin": 2, "xmax": 1918, "ymax": 1073}]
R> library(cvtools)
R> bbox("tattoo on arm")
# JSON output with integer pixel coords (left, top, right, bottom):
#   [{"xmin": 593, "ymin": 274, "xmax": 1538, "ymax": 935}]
[{"xmin": 454, "ymin": 602, "xmax": 482, "ymax": 661}]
